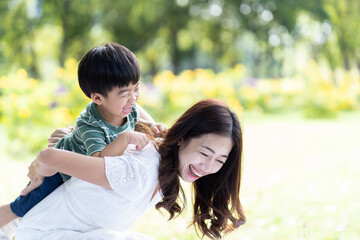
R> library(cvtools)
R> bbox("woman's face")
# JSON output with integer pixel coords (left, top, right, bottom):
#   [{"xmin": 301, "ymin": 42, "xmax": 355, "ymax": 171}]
[{"xmin": 178, "ymin": 133, "xmax": 233, "ymax": 183}]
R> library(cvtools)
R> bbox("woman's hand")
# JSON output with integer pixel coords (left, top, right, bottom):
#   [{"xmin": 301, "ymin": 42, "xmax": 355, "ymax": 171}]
[
  {"xmin": 48, "ymin": 127, "xmax": 73, "ymax": 147},
  {"xmin": 20, "ymin": 149, "xmax": 58, "ymax": 196},
  {"xmin": 20, "ymin": 159, "xmax": 44, "ymax": 196}
]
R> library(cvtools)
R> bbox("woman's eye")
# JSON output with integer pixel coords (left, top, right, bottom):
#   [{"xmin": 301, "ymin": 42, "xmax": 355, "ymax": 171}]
[
  {"xmin": 200, "ymin": 152, "xmax": 208, "ymax": 157},
  {"xmin": 217, "ymin": 160, "xmax": 225, "ymax": 164}
]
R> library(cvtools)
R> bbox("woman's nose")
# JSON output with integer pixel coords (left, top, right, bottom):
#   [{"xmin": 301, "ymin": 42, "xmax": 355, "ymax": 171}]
[{"xmin": 202, "ymin": 158, "xmax": 215, "ymax": 173}]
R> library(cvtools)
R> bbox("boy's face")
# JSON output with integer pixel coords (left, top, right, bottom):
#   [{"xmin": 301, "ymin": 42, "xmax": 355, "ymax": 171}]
[{"xmin": 96, "ymin": 82, "xmax": 140, "ymax": 125}]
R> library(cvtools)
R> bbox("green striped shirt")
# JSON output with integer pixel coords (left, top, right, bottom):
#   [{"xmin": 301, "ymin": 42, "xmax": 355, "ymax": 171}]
[{"xmin": 55, "ymin": 101, "xmax": 140, "ymax": 180}]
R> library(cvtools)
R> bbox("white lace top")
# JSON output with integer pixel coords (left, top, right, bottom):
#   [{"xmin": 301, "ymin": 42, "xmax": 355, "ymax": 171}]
[{"xmin": 15, "ymin": 142, "xmax": 162, "ymax": 240}]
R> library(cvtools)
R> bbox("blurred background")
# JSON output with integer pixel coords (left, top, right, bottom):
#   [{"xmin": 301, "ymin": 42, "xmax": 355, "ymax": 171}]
[{"xmin": 0, "ymin": 0, "xmax": 359, "ymax": 239}]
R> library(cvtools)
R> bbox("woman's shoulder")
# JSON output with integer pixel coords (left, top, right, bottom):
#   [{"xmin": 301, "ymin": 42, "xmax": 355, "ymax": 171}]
[
  {"xmin": 106, "ymin": 141, "xmax": 159, "ymax": 164},
  {"xmin": 126, "ymin": 141, "xmax": 160, "ymax": 162},
  {"xmin": 104, "ymin": 141, "xmax": 160, "ymax": 196}
]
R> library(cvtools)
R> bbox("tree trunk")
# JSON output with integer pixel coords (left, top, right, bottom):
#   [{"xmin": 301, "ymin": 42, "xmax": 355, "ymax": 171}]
[
  {"xmin": 253, "ymin": 52, "xmax": 264, "ymax": 78},
  {"xmin": 210, "ymin": 23, "xmax": 222, "ymax": 72},
  {"xmin": 170, "ymin": 28, "xmax": 180, "ymax": 74},
  {"xmin": 28, "ymin": 43, "xmax": 40, "ymax": 79},
  {"xmin": 149, "ymin": 60, "xmax": 158, "ymax": 79},
  {"xmin": 59, "ymin": 0, "xmax": 71, "ymax": 67},
  {"xmin": 343, "ymin": 52, "xmax": 350, "ymax": 70}
]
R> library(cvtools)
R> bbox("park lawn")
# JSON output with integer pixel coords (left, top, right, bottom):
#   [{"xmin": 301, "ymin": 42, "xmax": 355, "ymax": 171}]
[{"xmin": 1, "ymin": 112, "xmax": 359, "ymax": 239}]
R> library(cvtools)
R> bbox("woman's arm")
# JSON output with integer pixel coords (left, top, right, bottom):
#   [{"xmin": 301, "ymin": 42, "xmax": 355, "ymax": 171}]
[
  {"xmin": 21, "ymin": 147, "xmax": 111, "ymax": 196},
  {"xmin": 37, "ymin": 148, "xmax": 111, "ymax": 189}
]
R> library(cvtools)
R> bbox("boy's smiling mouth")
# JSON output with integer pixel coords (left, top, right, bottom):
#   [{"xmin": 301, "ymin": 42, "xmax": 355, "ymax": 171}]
[{"xmin": 122, "ymin": 106, "xmax": 132, "ymax": 114}]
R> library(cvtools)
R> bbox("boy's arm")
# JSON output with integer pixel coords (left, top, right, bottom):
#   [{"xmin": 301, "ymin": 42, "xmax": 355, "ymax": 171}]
[
  {"xmin": 137, "ymin": 104, "xmax": 156, "ymax": 124},
  {"xmin": 91, "ymin": 131, "xmax": 149, "ymax": 157},
  {"xmin": 137, "ymin": 104, "xmax": 167, "ymax": 137}
]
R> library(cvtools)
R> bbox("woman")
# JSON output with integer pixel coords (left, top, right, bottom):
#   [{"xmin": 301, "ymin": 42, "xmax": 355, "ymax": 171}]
[{"xmin": 15, "ymin": 99, "xmax": 246, "ymax": 239}]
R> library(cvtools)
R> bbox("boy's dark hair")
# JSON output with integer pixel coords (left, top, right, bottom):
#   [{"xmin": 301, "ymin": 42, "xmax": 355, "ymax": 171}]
[{"xmin": 78, "ymin": 42, "xmax": 140, "ymax": 98}]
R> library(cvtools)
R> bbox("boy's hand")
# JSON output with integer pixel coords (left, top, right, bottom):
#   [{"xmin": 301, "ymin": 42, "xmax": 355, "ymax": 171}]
[
  {"xmin": 149, "ymin": 123, "xmax": 167, "ymax": 137},
  {"xmin": 48, "ymin": 127, "xmax": 73, "ymax": 147},
  {"xmin": 20, "ymin": 159, "xmax": 45, "ymax": 196},
  {"xmin": 126, "ymin": 131, "xmax": 150, "ymax": 150}
]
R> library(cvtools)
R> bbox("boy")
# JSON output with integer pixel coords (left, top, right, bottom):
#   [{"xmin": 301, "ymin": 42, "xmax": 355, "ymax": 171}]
[{"xmin": 0, "ymin": 42, "xmax": 166, "ymax": 239}]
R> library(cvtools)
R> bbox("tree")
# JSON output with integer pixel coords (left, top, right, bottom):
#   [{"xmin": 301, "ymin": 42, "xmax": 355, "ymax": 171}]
[
  {"xmin": 1, "ymin": 0, "xmax": 42, "ymax": 78},
  {"xmin": 40, "ymin": 0, "xmax": 95, "ymax": 67},
  {"xmin": 321, "ymin": 0, "xmax": 360, "ymax": 70}
]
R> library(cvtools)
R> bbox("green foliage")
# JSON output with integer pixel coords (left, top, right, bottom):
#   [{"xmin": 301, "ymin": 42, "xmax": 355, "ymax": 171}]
[
  {"xmin": 1, "ymin": 0, "xmax": 359, "ymax": 81},
  {"xmin": 0, "ymin": 59, "xmax": 359, "ymax": 154},
  {"xmin": 301, "ymin": 60, "xmax": 359, "ymax": 118},
  {"xmin": 0, "ymin": 59, "xmax": 89, "ymax": 154}
]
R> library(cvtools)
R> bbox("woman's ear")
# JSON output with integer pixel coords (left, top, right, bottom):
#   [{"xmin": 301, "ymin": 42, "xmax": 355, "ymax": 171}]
[
  {"xmin": 177, "ymin": 138, "xmax": 184, "ymax": 146},
  {"xmin": 91, "ymin": 92, "xmax": 103, "ymax": 105}
]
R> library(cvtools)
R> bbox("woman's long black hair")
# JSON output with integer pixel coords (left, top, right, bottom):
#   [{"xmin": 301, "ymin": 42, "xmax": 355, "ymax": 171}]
[{"xmin": 155, "ymin": 99, "xmax": 246, "ymax": 239}]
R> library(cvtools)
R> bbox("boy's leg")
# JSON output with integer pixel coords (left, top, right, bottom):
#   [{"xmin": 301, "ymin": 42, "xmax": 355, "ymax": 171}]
[
  {"xmin": 0, "ymin": 204, "xmax": 19, "ymax": 240},
  {"xmin": 0, "ymin": 204, "xmax": 17, "ymax": 227},
  {"xmin": 10, "ymin": 173, "xmax": 63, "ymax": 217},
  {"xmin": 0, "ymin": 219, "xmax": 19, "ymax": 240}
]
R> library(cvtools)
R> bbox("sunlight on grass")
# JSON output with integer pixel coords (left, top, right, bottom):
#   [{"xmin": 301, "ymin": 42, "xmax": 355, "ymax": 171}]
[
  {"xmin": 231, "ymin": 114, "xmax": 360, "ymax": 240},
  {"xmin": 0, "ymin": 113, "xmax": 359, "ymax": 239}
]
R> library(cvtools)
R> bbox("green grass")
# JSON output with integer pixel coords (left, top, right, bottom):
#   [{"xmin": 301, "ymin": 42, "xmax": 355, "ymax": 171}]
[{"xmin": 1, "ymin": 111, "xmax": 360, "ymax": 239}]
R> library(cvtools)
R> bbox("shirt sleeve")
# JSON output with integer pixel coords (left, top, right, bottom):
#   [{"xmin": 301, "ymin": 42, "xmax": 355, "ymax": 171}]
[
  {"xmin": 132, "ymin": 103, "xmax": 140, "ymax": 124},
  {"xmin": 104, "ymin": 154, "xmax": 143, "ymax": 200},
  {"xmin": 76, "ymin": 121, "xmax": 107, "ymax": 156}
]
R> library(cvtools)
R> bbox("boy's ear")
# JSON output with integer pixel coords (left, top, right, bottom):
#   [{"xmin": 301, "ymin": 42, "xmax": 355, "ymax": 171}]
[{"xmin": 91, "ymin": 92, "xmax": 103, "ymax": 105}]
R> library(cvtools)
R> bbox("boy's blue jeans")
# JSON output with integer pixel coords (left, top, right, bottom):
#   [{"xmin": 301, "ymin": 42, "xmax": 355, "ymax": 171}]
[{"xmin": 10, "ymin": 173, "xmax": 63, "ymax": 217}]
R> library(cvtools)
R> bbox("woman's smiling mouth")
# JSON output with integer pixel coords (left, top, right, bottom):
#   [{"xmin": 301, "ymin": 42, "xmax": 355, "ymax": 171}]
[{"xmin": 189, "ymin": 165, "xmax": 203, "ymax": 179}]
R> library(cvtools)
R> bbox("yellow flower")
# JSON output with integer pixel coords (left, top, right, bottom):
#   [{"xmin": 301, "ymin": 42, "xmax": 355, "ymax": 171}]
[
  {"xmin": 200, "ymin": 83, "xmax": 217, "ymax": 98},
  {"xmin": 270, "ymin": 79, "xmax": 281, "ymax": 94},
  {"xmin": 179, "ymin": 70, "xmax": 195, "ymax": 84},
  {"xmin": 216, "ymin": 81, "xmax": 236, "ymax": 98},
  {"xmin": 54, "ymin": 107, "xmax": 74, "ymax": 125},
  {"xmin": 10, "ymin": 94, "xmax": 19, "ymax": 104},
  {"xmin": 28, "ymin": 78, "xmax": 38, "ymax": 89},
  {"xmin": 227, "ymin": 98, "xmax": 243, "ymax": 115},
  {"xmin": 18, "ymin": 108, "xmax": 31, "ymax": 118},
  {"xmin": 153, "ymin": 70, "xmax": 175, "ymax": 92},
  {"xmin": 233, "ymin": 64, "xmax": 246, "ymax": 77},
  {"xmin": 54, "ymin": 68, "xmax": 65, "ymax": 79},
  {"xmin": 0, "ymin": 76, "xmax": 9, "ymax": 88},
  {"xmin": 240, "ymin": 85, "xmax": 258, "ymax": 102},
  {"xmin": 62, "ymin": 108, "xmax": 74, "ymax": 124},
  {"xmin": 65, "ymin": 58, "xmax": 77, "ymax": 72},
  {"xmin": 38, "ymin": 95, "xmax": 49, "ymax": 106},
  {"xmin": 16, "ymin": 69, "xmax": 28, "ymax": 80},
  {"xmin": 169, "ymin": 92, "xmax": 196, "ymax": 108}
]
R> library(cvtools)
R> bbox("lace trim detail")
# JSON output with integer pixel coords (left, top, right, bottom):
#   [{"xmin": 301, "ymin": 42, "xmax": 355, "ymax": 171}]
[{"xmin": 107, "ymin": 158, "xmax": 136, "ymax": 188}]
